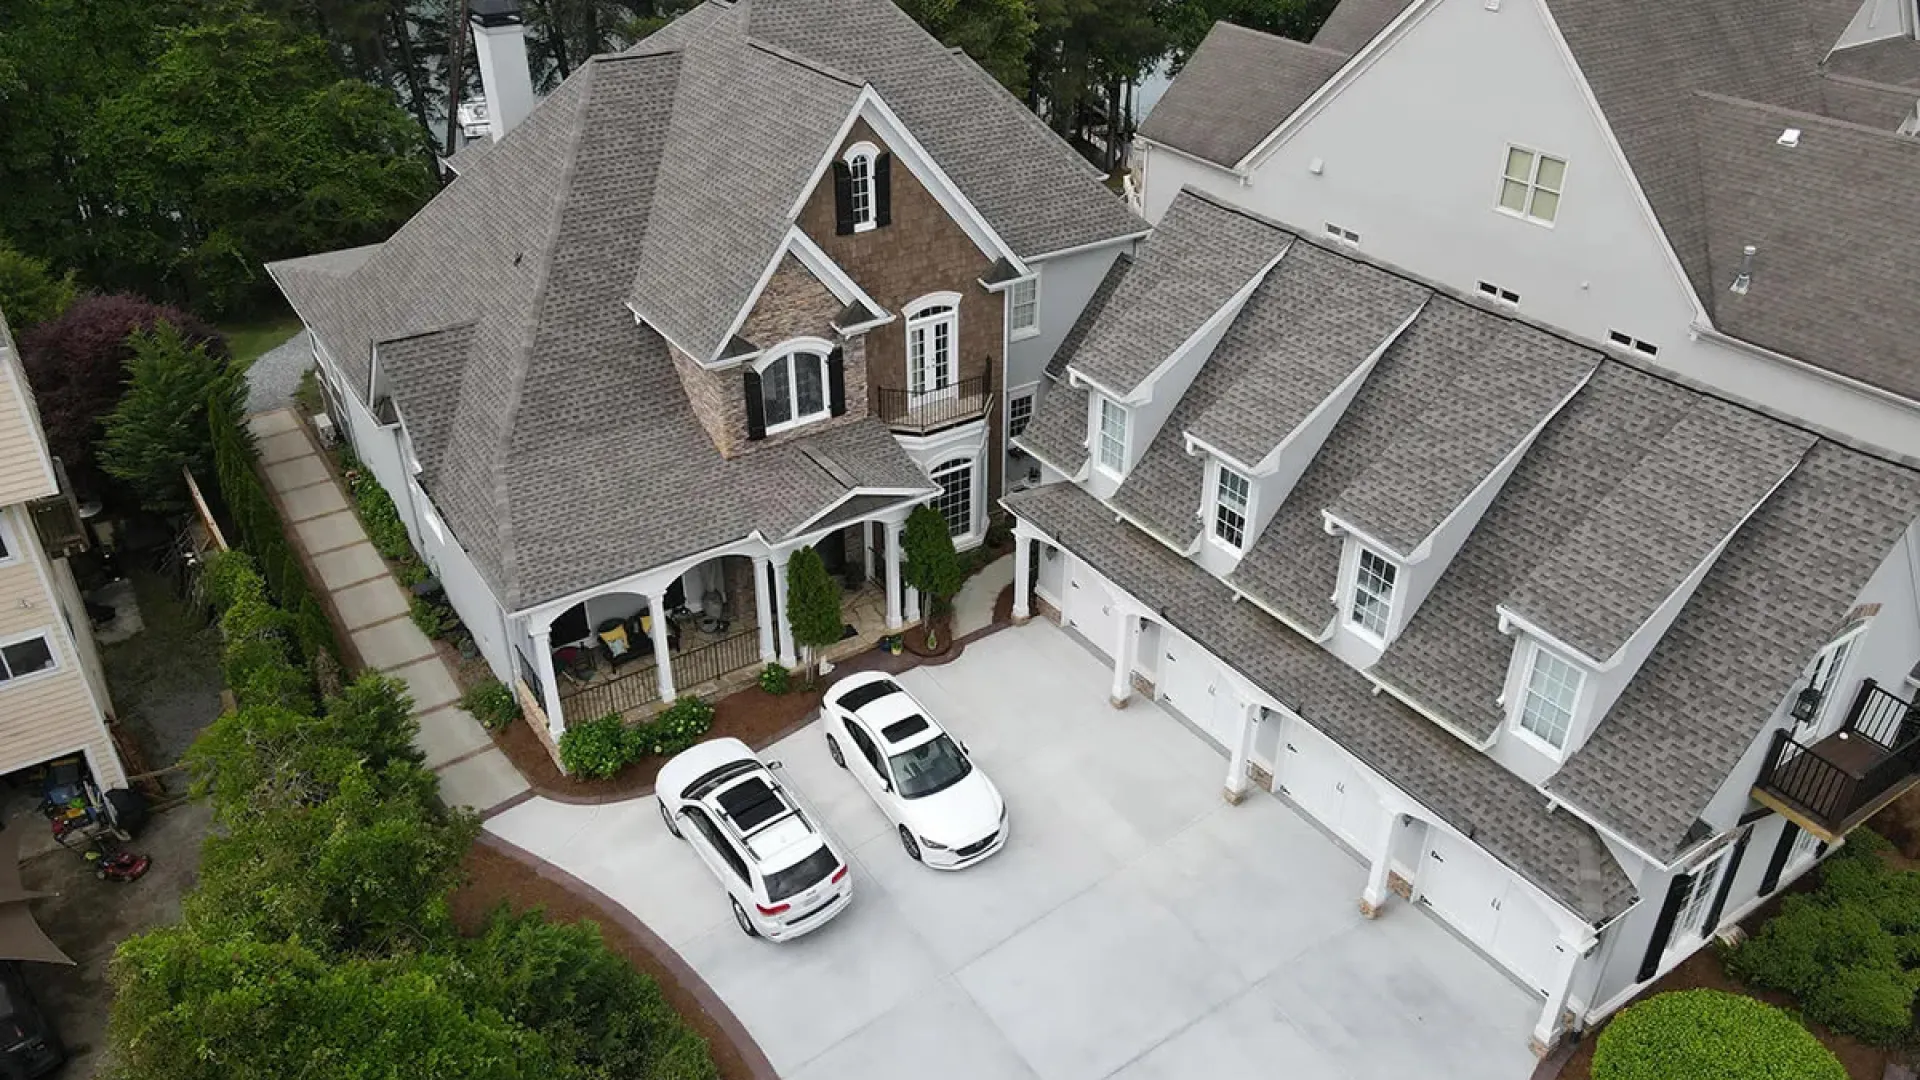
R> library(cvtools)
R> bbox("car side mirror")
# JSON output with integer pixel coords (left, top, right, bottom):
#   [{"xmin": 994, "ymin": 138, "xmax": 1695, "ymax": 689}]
[
  {"xmin": 768, "ymin": 760, "xmax": 784, "ymax": 770},
  {"xmin": 961, "ymin": 740, "xmax": 971, "ymax": 755}
]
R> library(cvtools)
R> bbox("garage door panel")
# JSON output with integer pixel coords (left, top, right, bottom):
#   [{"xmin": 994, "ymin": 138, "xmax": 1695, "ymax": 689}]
[
  {"xmin": 1160, "ymin": 635, "xmax": 1235, "ymax": 749},
  {"xmin": 1490, "ymin": 884, "xmax": 1565, "ymax": 996},
  {"xmin": 1065, "ymin": 561, "xmax": 1117, "ymax": 654},
  {"xmin": 1421, "ymin": 830, "xmax": 1562, "ymax": 996},
  {"xmin": 1278, "ymin": 720, "xmax": 1387, "ymax": 861}
]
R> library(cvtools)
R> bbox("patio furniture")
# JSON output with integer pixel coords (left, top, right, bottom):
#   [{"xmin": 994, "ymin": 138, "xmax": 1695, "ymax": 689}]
[
  {"xmin": 598, "ymin": 613, "xmax": 679, "ymax": 670},
  {"xmin": 698, "ymin": 587, "xmax": 731, "ymax": 635}
]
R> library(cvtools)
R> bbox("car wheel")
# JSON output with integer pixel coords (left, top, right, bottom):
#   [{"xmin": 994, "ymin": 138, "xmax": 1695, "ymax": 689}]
[
  {"xmin": 659, "ymin": 800, "xmax": 681, "ymax": 838},
  {"xmin": 899, "ymin": 826, "xmax": 922, "ymax": 863},
  {"xmin": 732, "ymin": 897, "xmax": 760, "ymax": 938},
  {"xmin": 827, "ymin": 734, "xmax": 846, "ymax": 769}
]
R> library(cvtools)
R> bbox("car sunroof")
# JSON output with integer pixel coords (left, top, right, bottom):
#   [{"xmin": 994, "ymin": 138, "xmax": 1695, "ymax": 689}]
[
  {"xmin": 881, "ymin": 715, "xmax": 930, "ymax": 743},
  {"xmin": 838, "ymin": 679, "xmax": 903, "ymax": 713},
  {"xmin": 716, "ymin": 777, "xmax": 787, "ymax": 832}
]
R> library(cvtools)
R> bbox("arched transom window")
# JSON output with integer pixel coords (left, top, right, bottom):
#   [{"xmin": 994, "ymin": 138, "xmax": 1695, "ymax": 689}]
[{"xmin": 906, "ymin": 294, "xmax": 959, "ymax": 399}]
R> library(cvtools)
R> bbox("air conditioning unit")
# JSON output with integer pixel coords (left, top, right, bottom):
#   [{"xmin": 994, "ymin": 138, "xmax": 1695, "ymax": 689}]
[{"xmin": 312, "ymin": 413, "xmax": 339, "ymax": 447}]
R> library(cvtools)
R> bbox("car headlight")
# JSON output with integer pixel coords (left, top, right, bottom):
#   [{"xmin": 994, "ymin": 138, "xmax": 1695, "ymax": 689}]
[{"xmin": 918, "ymin": 835, "xmax": 950, "ymax": 850}]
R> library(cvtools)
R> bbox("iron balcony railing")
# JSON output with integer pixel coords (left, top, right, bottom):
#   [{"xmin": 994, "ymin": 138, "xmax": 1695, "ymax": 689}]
[
  {"xmin": 1756, "ymin": 680, "xmax": 1920, "ymax": 834},
  {"xmin": 556, "ymin": 624, "xmax": 761, "ymax": 723},
  {"xmin": 874, "ymin": 372, "xmax": 992, "ymax": 433}
]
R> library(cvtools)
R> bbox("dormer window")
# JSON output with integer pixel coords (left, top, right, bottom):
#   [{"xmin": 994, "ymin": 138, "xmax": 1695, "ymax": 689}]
[
  {"xmin": 835, "ymin": 142, "xmax": 891, "ymax": 235},
  {"xmin": 747, "ymin": 340, "xmax": 844, "ymax": 439},
  {"xmin": 1210, "ymin": 461, "xmax": 1253, "ymax": 551},
  {"xmin": 1515, "ymin": 643, "xmax": 1583, "ymax": 754},
  {"xmin": 1095, "ymin": 396, "xmax": 1129, "ymax": 475},
  {"xmin": 1348, "ymin": 546, "xmax": 1397, "ymax": 641}
]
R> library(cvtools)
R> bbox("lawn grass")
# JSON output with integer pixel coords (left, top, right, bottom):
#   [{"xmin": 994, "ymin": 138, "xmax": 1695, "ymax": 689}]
[{"xmin": 219, "ymin": 311, "xmax": 304, "ymax": 368}]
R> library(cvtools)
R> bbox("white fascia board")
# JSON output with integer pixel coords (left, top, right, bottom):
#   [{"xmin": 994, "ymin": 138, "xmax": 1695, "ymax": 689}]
[
  {"xmin": 783, "ymin": 486, "xmax": 938, "ymax": 541},
  {"xmin": 624, "ymin": 301, "xmax": 711, "ymax": 367},
  {"xmin": 1181, "ymin": 433, "xmax": 1263, "ymax": 477},
  {"xmin": 1135, "ymin": 134, "xmax": 1245, "ymax": 178},
  {"xmin": 978, "ymin": 272, "xmax": 1037, "ymax": 294},
  {"xmin": 1063, "ymin": 366, "xmax": 1128, "ymax": 402},
  {"xmin": 701, "ymin": 231, "xmax": 812, "ymax": 369},
  {"xmin": 1109, "ymin": 499, "xmax": 1201, "ymax": 562},
  {"xmin": 1494, "ymin": 608, "xmax": 1608, "ymax": 673},
  {"xmin": 1009, "ymin": 436, "xmax": 1090, "ymax": 483},
  {"xmin": 1228, "ymin": 581, "xmax": 1335, "ymax": 644},
  {"xmin": 1253, "ymin": 299, "xmax": 1427, "ymax": 474},
  {"xmin": 1319, "ymin": 511, "xmax": 1408, "ymax": 564},
  {"xmin": 1121, "ymin": 244, "xmax": 1290, "ymax": 406},
  {"xmin": 1403, "ymin": 361, "xmax": 1596, "ymax": 564},
  {"xmin": 835, "ymin": 313, "xmax": 896, "ymax": 337},
  {"xmin": 787, "ymin": 227, "xmax": 888, "ymax": 317},
  {"xmin": 1023, "ymin": 229, "xmax": 1153, "ymax": 264},
  {"xmin": 1366, "ymin": 671, "xmax": 1498, "ymax": 750}
]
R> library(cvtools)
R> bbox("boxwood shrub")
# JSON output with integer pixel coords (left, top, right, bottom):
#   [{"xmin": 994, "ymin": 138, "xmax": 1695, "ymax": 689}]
[
  {"xmin": 557, "ymin": 713, "xmax": 628, "ymax": 779},
  {"xmin": 1592, "ymin": 990, "xmax": 1844, "ymax": 1080},
  {"xmin": 462, "ymin": 679, "xmax": 521, "ymax": 731}
]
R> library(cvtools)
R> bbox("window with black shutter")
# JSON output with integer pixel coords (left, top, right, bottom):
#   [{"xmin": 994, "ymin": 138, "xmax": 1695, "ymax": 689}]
[
  {"xmin": 873, "ymin": 153, "xmax": 892, "ymax": 227},
  {"xmin": 1637, "ymin": 870, "xmax": 1694, "ymax": 982},
  {"xmin": 833, "ymin": 160, "xmax": 856, "ymax": 235},
  {"xmin": 827, "ymin": 348, "xmax": 847, "ymax": 416},
  {"xmin": 744, "ymin": 367, "xmax": 767, "ymax": 440}
]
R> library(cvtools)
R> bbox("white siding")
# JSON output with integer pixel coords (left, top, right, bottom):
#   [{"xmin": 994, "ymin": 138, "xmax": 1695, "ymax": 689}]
[
  {"xmin": 0, "ymin": 337, "xmax": 57, "ymax": 506},
  {"xmin": 1010, "ymin": 242, "xmax": 1135, "ymax": 393}
]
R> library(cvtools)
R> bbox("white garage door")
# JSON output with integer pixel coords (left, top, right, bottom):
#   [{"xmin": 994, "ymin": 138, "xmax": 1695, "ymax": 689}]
[
  {"xmin": 1276, "ymin": 718, "xmax": 1388, "ymax": 861},
  {"xmin": 1064, "ymin": 559, "xmax": 1120, "ymax": 657},
  {"xmin": 1419, "ymin": 830, "xmax": 1565, "ymax": 996},
  {"xmin": 1159, "ymin": 634, "xmax": 1236, "ymax": 749}
]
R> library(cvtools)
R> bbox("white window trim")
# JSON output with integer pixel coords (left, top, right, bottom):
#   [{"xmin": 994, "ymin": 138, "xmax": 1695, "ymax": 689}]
[
  {"xmin": 1093, "ymin": 395, "xmax": 1129, "ymax": 478},
  {"xmin": 1511, "ymin": 642, "xmax": 1585, "ymax": 759},
  {"xmin": 1798, "ymin": 623, "xmax": 1868, "ymax": 738},
  {"xmin": 929, "ymin": 453, "xmax": 983, "ymax": 546},
  {"xmin": 843, "ymin": 141, "xmax": 880, "ymax": 234},
  {"xmin": 1008, "ymin": 276, "xmax": 1041, "ymax": 341},
  {"xmin": 1006, "ymin": 383, "xmax": 1038, "ymax": 442},
  {"xmin": 1206, "ymin": 458, "xmax": 1255, "ymax": 554},
  {"xmin": 755, "ymin": 338, "xmax": 836, "ymax": 436},
  {"xmin": 1345, "ymin": 544, "xmax": 1397, "ymax": 646},
  {"xmin": 1666, "ymin": 850, "xmax": 1729, "ymax": 956},
  {"xmin": 0, "ymin": 508, "xmax": 18, "ymax": 568},
  {"xmin": 1495, "ymin": 145, "xmax": 1566, "ymax": 227},
  {"xmin": 1788, "ymin": 825, "xmax": 1822, "ymax": 871},
  {"xmin": 905, "ymin": 293, "xmax": 961, "ymax": 402},
  {"xmin": 0, "ymin": 628, "xmax": 61, "ymax": 688}
]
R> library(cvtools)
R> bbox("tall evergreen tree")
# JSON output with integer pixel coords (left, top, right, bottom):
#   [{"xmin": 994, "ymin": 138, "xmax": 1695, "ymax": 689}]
[
  {"xmin": 785, "ymin": 545, "xmax": 845, "ymax": 686},
  {"xmin": 901, "ymin": 505, "xmax": 966, "ymax": 650},
  {"xmin": 98, "ymin": 323, "xmax": 248, "ymax": 514}
]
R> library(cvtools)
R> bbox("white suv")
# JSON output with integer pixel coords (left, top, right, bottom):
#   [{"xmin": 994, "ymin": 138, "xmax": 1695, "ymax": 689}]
[{"xmin": 656, "ymin": 738, "xmax": 853, "ymax": 941}]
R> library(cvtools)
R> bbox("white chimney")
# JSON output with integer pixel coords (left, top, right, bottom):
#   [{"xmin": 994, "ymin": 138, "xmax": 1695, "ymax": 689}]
[{"xmin": 469, "ymin": 0, "xmax": 535, "ymax": 142}]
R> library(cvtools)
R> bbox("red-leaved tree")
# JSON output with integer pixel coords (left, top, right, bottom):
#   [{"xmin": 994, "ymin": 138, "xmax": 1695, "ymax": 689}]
[{"xmin": 19, "ymin": 293, "xmax": 229, "ymax": 480}]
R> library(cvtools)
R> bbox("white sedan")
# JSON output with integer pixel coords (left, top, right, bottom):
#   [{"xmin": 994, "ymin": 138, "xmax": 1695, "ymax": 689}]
[{"xmin": 820, "ymin": 671, "xmax": 1007, "ymax": 868}]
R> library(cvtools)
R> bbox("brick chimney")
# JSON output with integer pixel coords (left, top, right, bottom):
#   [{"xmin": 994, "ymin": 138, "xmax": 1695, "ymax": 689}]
[{"xmin": 469, "ymin": 0, "xmax": 535, "ymax": 141}]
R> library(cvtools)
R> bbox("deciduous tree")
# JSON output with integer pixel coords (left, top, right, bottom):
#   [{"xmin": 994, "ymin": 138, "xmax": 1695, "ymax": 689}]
[{"xmin": 0, "ymin": 246, "xmax": 77, "ymax": 331}]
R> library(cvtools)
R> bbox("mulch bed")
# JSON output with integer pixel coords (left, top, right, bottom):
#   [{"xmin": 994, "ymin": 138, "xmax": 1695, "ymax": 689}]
[{"xmin": 450, "ymin": 839, "xmax": 773, "ymax": 1080}]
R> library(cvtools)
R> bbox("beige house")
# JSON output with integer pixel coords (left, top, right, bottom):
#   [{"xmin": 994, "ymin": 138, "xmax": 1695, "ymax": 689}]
[{"xmin": 0, "ymin": 307, "xmax": 123, "ymax": 792}]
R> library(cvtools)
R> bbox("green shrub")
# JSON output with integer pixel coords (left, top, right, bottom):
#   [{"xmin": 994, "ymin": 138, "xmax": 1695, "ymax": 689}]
[
  {"xmin": 758, "ymin": 662, "xmax": 790, "ymax": 696},
  {"xmin": 202, "ymin": 550, "xmax": 266, "ymax": 612},
  {"xmin": 559, "ymin": 713, "xmax": 629, "ymax": 779},
  {"xmin": 1730, "ymin": 897, "xmax": 1904, "ymax": 993},
  {"xmin": 342, "ymin": 461, "xmax": 413, "ymax": 561},
  {"xmin": 1592, "ymin": 990, "xmax": 1844, "ymax": 1080},
  {"xmin": 394, "ymin": 555, "xmax": 430, "ymax": 588},
  {"xmin": 463, "ymin": 680, "xmax": 522, "ymax": 731},
  {"xmin": 649, "ymin": 696, "xmax": 715, "ymax": 757},
  {"xmin": 1806, "ymin": 963, "xmax": 1919, "ymax": 1045},
  {"xmin": 218, "ymin": 590, "xmax": 312, "ymax": 712}
]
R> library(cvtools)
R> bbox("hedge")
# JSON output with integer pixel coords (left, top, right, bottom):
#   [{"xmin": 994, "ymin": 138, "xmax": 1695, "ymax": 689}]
[
  {"xmin": 557, "ymin": 697, "xmax": 717, "ymax": 779},
  {"xmin": 1592, "ymin": 990, "xmax": 1845, "ymax": 1080}
]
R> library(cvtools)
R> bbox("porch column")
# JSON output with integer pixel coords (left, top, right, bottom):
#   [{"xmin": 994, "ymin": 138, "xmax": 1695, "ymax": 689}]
[
  {"xmin": 772, "ymin": 551, "xmax": 799, "ymax": 666},
  {"xmin": 649, "ymin": 588, "xmax": 676, "ymax": 701},
  {"xmin": 1223, "ymin": 699, "xmax": 1260, "ymax": 804},
  {"xmin": 883, "ymin": 519, "xmax": 904, "ymax": 631},
  {"xmin": 753, "ymin": 555, "xmax": 776, "ymax": 662},
  {"xmin": 1531, "ymin": 932, "xmax": 1594, "ymax": 1056},
  {"xmin": 533, "ymin": 625, "xmax": 565, "ymax": 737},
  {"xmin": 1109, "ymin": 607, "xmax": 1138, "ymax": 708},
  {"xmin": 1012, "ymin": 525, "xmax": 1034, "ymax": 624},
  {"xmin": 906, "ymin": 584, "xmax": 922, "ymax": 623},
  {"xmin": 1360, "ymin": 812, "xmax": 1403, "ymax": 918}
]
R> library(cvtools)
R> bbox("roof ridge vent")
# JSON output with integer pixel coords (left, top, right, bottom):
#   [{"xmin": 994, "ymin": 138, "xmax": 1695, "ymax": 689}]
[
  {"xmin": 1730, "ymin": 244, "xmax": 1756, "ymax": 295},
  {"xmin": 1777, "ymin": 127, "xmax": 1801, "ymax": 147}
]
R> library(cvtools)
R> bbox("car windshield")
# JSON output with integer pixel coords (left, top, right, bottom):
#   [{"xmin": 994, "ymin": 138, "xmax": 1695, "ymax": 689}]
[
  {"xmin": 764, "ymin": 843, "xmax": 840, "ymax": 902},
  {"xmin": 888, "ymin": 734, "xmax": 972, "ymax": 799}
]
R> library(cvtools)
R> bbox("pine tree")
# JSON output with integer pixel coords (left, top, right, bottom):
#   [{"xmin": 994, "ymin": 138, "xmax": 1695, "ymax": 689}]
[
  {"xmin": 785, "ymin": 545, "xmax": 844, "ymax": 686},
  {"xmin": 902, "ymin": 505, "xmax": 966, "ymax": 650},
  {"xmin": 99, "ymin": 322, "xmax": 247, "ymax": 513}
]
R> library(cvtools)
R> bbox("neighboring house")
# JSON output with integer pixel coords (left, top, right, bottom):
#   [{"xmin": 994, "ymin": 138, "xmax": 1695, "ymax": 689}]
[
  {"xmin": 1133, "ymin": 0, "xmax": 1920, "ymax": 457},
  {"xmin": 268, "ymin": 0, "xmax": 1143, "ymax": 743},
  {"xmin": 1008, "ymin": 188, "xmax": 1920, "ymax": 1053},
  {"xmin": 0, "ymin": 308, "xmax": 124, "ymax": 796}
]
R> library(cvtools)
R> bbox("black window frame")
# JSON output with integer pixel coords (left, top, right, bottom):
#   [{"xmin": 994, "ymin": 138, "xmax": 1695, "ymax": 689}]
[{"xmin": 0, "ymin": 635, "xmax": 55, "ymax": 682}]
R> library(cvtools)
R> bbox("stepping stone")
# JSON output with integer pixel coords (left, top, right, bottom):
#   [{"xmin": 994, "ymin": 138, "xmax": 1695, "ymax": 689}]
[
  {"xmin": 247, "ymin": 409, "xmax": 298, "ymax": 438},
  {"xmin": 295, "ymin": 511, "xmax": 368, "ymax": 555},
  {"xmin": 415, "ymin": 706, "xmax": 493, "ymax": 770},
  {"xmin": 281, "ymin": 482, "xmax": 348, "ymax": 522},
  {"xmin": 313, "ymin": 542, "xmax": 388, "ymax": 591},
  {"xmin": 435, "ymin": 750, "xmax": 530, "ymax": 812},
  {"xmin": 266, "ymin": 455, "xmax": 329, "ymax": 491},
  {"xmin": 257, "ymin": 429, "xmax": 312, "ymax": 464},
  {"xmin": 334, "ymin": 578, "xmax": 408, "ymax": 630},
  {"xmin": 350, "ymin": 616, "xmax": 437, "ymax": 670},
  {"xmin": 385, "ymin": 655, "xmax": 461, "ymax": 712}
]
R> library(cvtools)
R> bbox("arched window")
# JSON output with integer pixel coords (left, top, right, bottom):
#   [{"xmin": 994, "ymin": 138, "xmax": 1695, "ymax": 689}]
[
  {"xmin": 756, "ymin": 344, "xmax": 832, "ymax": 434},
  {"xmin": 905, "ymin": 294, "xmax": 959, "ymax": 399},
  {"xmin": 930, "ymin": 456, "xmax": 975, "ymax": 539},
  {"xmin": 844, "ymin": 142, "xmax": 879, "ymax": 231}
]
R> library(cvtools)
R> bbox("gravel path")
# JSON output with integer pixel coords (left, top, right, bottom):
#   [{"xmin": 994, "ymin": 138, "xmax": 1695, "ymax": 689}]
[{"xmin": 244, "ymin": 332, "xmax": 310, "ymax": 413}]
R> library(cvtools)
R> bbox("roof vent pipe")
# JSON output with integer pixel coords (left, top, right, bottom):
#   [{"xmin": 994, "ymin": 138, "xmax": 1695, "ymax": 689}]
[
  {"xmin": 469, "ymin": 0, "xmax": 535, "ymax": 142},
  {"xmin": 1777, "ymin": 127, "xmax": 1801, "ymax": 147},
  {"xmin": 1730, "ymin": 244, "xmax": 1756, "ymax": 295}
]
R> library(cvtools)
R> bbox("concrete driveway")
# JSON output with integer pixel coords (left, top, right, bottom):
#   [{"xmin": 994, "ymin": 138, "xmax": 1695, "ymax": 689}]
[{"xmin": 485, "ymin": 622, "xmax": 1540, "ymax": 1079}]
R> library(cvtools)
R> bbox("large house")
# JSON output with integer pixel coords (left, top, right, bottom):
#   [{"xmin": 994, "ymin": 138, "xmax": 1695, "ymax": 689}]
[
  {"xmin": 0, "ymin": 308, "xmax": 124, "ymax": 798},
  {"xmin": 1003, "ymin": 0, "xmax": 1920, "ymax": 1054},
  {"xmin": 269, "ymin": 0, "xmax": 1144, "ymax": 743}
]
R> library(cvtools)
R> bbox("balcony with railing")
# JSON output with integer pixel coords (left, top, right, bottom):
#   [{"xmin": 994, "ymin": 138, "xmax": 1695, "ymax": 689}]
[
  {"xmin": 874, "ymin": 372, "xmax": 992, "ymax": 434},
  {"xmin": 1753, "ymin": 679, "xmax": 1920, "ymax": 842}
]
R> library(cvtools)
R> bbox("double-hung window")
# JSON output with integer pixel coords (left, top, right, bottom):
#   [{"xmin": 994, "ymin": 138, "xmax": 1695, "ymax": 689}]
[
  {"xmin": 758, "ymin": 348, "xmax": 831, "ymax": 434},
  {"xmin": 906, "ymin": 298, "xmax": 958, "ymax": 399},
  {"xmin": 1095, "ymin": 397, "xmax": 1128, "ymax": 474},
  {"xmin": 1007, "ymin": 388, "xmax": 1035, "ymax": 439},
  {"xmin": 0, "ymin": 634, "xmax": 56, "ymax": 684},
  {"xmin": 1349, "ymin": 547, "xmax": 1396, "ymax": 639},
  {"xmin": 1517, "ymin": 646, "xmax": 1583, "ymax": 752},
  {"xmin": 1212, "ymin": 464, "xmax": 1251, "ymax": 550},
  {"xmin": 1672, "ymin": 852, "xmax": 1727, "ymax": 947},
  {"xmin": 844, "ymin": 143, "xmax": 878, "ymax": 231},
  {"xmin": 1009, "ymin": 278, "xmax": 1040, "ymax": 338},
  {"xmin": 1498, "ymin": 146, "xmax": 1566, "ymax": 224}
]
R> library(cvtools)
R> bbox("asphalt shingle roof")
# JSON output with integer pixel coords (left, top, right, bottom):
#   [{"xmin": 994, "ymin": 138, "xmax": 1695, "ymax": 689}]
[
  {"xmin": 1046, "ymin": 252, "xmax": 1132, "ymax": 382},
  {"xmin": 1138, "ymin": 23, "xmax": 1349, "ymax": 167},
  {"xmin": 1310, "ymin": 0, "xmax": 1414, "ymax": 53},
  {"xmin": 1824, "ymin": 34, "xmax": 1920, "ymax": 90},
  {"xmin": 1008, "ymin": 481, "xmax": 1637, "ymax": 923}
]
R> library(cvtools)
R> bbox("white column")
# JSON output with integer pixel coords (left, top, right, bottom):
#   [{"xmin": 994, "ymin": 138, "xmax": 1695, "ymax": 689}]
[
  {"xmin": 649, "ymin": 589, "xmax": 676, "ymax": 701},
  {"xmin": 1109, "ymin": 608, "xmax": 1138, "ymax": 708},
  {"xmin": 533, "ymin": 625, "xmax": 566, "ymax": 737},
  {"xmin": 884, "ymin": 519, "xmax": 904, "ymax": 631},
  {"xmin": 1360, "ymin": 812, "xmax": 1402, "ymax": 918},
  {"xmin": 906, "ymin": 584, "xmax": 922, "ymax": 623},
  {"xmin": 753, "ymin": 555, "xmax": 776, "ymax": 661},
  {"xmin": 1531, "ymin": 933, "xmax": 1592, "ymax": 1055},
  {"xmin": 1224, "ymin": 699, "xmax": 1259, "ymax": 804},
  {"xmin": 772, "ymin": 552, "xmax": 799, "ymax": 666},
  {"xmin": 1012, "ymin": 527, "xmax": 1033, "ymax": 624}
]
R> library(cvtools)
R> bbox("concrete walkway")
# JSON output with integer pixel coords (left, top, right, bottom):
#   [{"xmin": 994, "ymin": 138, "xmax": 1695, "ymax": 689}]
[
  {"xmin": 951, "ymin": 553, "xmax": 1013, "ymax": 639},
  {"xmin": 246, "ymin": 408, "xmax": 529, "ymax": 814}
]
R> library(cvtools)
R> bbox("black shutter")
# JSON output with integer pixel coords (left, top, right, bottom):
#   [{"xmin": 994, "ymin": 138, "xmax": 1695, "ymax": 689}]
[
  {"xmin": 827, "ymin": 348, "xmax": 847, "ymax": 416},
  {"xmin": 744, "ymin": 368, "xmax": 767, "ymax": 441},
  {"xmin": 832, "ymin": 161, "xmax": 856, "ymax": 235},
  {"xmin": 1759, "ymin": 821, "xmax": 1799, "ymax": 896},
  {"xmin": 1637, "ymin": 871, "xmax": 1694, "ymax": 983},
  {"xmin": 874, "ymin": 153, "xmax": 893, "ymax": 227},
  {"xmin": 1700, "ymin": 830, "xmax": 1751, "ymax": 937}
]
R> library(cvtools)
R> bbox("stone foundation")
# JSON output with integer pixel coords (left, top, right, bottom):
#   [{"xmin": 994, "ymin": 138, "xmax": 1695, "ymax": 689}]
[
  {"xmin": 1248, "ymin": 761, "xmax": 1275, "ymax": 792},
  {"xmin": 1358, "ymin": 897, "xmax": 1383, "ymax": 919},
  {"xmin": 1388, "ymin": 870, "xmax": 1413, "ymax": 901},
  {"xmin": 1130, "ymin": 672, "xmax": 1156, "ymax": 698},
  {"xmin": 1036, "ymin": 596, "xmax": 1062, "ymax": 625},
  {"xmin": 515, "ymin": 679, "xmax": 568, "ymax": 774}
]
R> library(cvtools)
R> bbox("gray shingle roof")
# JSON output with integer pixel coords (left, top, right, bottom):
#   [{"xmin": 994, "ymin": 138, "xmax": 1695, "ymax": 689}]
[
  {"xmin": 1324, "ymin": 309, "xmax": 1597, "ymax": 558},
  {"xmin": 1006, "ymin": 481, "xmax": 1637, "ymax": 923},
  {"xmin": 1017, "ymin": 385, "xmax": 1089, "ymax": 477},
  {"xmin": 1550, "ymin": 441, "xmax": 1920, "ymax": 859},
  {"xmin": 1502, "ymin": 397, "xmax": 1815, "ymax": 665},
  {"xmin": 1138, "ymin": 23, "xmax": 1349, "ymax": 167},
  {"xmin": 1045, "ymin": 253, "xmax": 1132, "ymax": 381},
  {"xmin": 1825, "ymin": 35, "xmax": 1920, "ymax": 90},
  {"xmin": 1693, "ymin": 94, "xmax": 1920, "ymax": 402},
  {"xmin": 1066, "ymin": 194, "xmax": 1289, "ymax": 397},
  {"xmin": 1311, "ymin": 0, "xmax": 1414, "ymax": 53}
]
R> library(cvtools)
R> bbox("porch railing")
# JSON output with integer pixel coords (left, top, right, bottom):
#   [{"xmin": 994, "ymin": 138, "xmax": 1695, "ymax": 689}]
[
  {"xmin": 555, "ymin": 625, "xmax": 762, "ymax": 723},
  {"xmin": 673, "ymin": 625, "xmax": 762, "ymax": 691},
  {"xmin": 1756, "ymin": 680, "xmax": 1920, "ymax": 833},
  {"xmin": 874, "ymin": 372, "xmax": 992, "ymax": 432}
]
